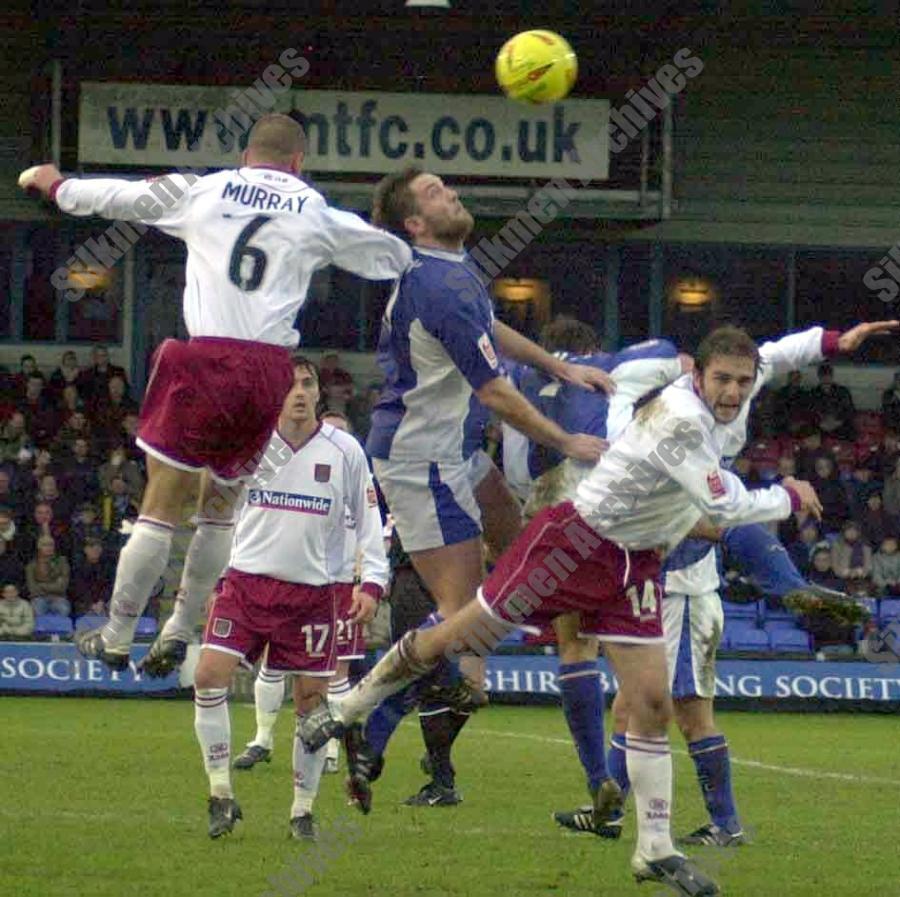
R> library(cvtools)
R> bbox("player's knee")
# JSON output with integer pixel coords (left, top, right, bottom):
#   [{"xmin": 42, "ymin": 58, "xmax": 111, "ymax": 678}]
[{"xmin": 193, "ymin": 665, "xmax": 227, "ymax": 691}]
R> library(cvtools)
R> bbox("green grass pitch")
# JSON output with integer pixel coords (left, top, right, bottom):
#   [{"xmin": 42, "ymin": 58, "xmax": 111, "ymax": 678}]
[{"xmin": 1, "ymin": 697, "xmax": 897, "ymax": 897}]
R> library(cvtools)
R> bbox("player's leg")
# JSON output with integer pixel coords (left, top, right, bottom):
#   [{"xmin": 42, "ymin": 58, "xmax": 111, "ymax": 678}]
[
  {"xmin": 75, "ymin": 455, "xmax": 198, "ymax": 668},
  {"xmin": 289, "ymin": 673, "xmax": 330, "ymax": 840},
  {"xmin": 668, "ymin": 591, "xmax": 744, "ymax": 847},
  {"xmin": 139, "ymin": 470, "xmax": 242, "ymax": 677},
  {"xmin": 325, "ymin": 659, "xmax": 352, "ymax": 773},
  {"xmin": 193, "ymin": 646, "xmax": 243, "ymax": 838},
  {"xmin": 234, "ymin": 655, "xmax": 285, "ymax": 770}
]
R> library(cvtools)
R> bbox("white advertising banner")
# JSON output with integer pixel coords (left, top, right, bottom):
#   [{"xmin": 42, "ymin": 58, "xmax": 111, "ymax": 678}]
[{"xmin": 78, "ymin": 82, "xmax": 609, "ymax": 181}]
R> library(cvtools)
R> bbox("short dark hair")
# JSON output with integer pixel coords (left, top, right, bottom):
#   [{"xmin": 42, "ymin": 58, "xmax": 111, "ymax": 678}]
[
  {"xmin": 372, "ymin": 166, "xmax": 423, "ymax": 240},
  {"xmin": 290, "ymin": 353, "xmax": 319, "ymax": 383},
  {"xmin": 694, "ymin": 325, "xmax": 759, "ymax": 374},
  {"xmin": 539, "ymin": 316, "xmax": 599, "ymax": 354},
  {"xmin": 320, "ymin": 409, "xmax": 350, "ymax": 426}
]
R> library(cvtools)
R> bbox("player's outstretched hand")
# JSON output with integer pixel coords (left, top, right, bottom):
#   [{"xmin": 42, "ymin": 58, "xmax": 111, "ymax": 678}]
[
  {"xmin": 18, "ymin": 163, "xmax": 63, "ymax": 199},
  {"xmin": 558, "ymin": 361, "xmax": 616, "ymax": 395},
  {"xmin": 348, "ymin": 586, "xmax": 377, "ymax": 624},
  {"xmin": 837, "ymin": 320, "xmax": 900, "ymax": 353},
  {"xmin": 560, "ymin": 433, "xmax": 608, "ymax": 463},
  {"xmin": 782, "ymin": 477, "xmax": 823, "ymax": 521}
]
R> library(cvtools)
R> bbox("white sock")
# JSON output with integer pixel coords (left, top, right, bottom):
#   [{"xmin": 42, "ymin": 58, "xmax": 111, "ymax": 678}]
[
  {"xmin": 339, "ymin": 634, "xmax": 432, "ymax": 723},
  {"xmin": 252, "ymin": 669, "xmax": 286, "ymax": 750},
  {"xmin": 626, "ymin": 732, "xmax": 676, "ymax": 861},
  {"xmin": 291, "ymin": 715, "xmax": 327, "ymax": 817},
  {"xmin": 194, "ymin": 687, "xmax": 232, "ymax": 798},
  {"xmin": 103, "ymin": 518, "xmax": 174, "ymax": 650},
  {"xmin": 161, "ymin": 519, "xmax": 234, "ymax": 642},
  {"xmin": 326, "ymin": 676, "xmax": 351, "ymax": 762}
]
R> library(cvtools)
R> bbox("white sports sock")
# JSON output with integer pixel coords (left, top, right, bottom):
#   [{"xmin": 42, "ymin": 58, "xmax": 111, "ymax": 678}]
[
  {"xmin": 291, "ymin": 715, "xmax": 327, "ymax": 817},
  {"xmin": 194, "ymin": 687, "xmax": 232, "ymax": 798},
  {"xmin": 103, "ymin": 518, "xmax": 174, "ymax": 650},
  {"xmin": 252, "ymin": 669, "xmax": 286, "ymax": 750},
  {"xmin": 326, "ymin": 676, "xmax": 351, "ymax": 763},
  {"xmin": 161, "ymin": 519, "xmax": 234, "ymax": 642},
  {"xmin": 626, "ymin": 732, "xmax": 676, "ymax": 861}
]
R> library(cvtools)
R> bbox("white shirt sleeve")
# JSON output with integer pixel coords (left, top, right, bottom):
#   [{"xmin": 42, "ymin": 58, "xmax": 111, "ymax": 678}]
[
  {"xmin": 344, "ymin": 443, "xmax": 389, "ymax": 594},
  {"xmin": 647, "ymin": 412, "xmax": 794, "ymax": 527},
  {"xmin": 315, "ymin": 205, "xmax": 413, "ymax": 281},
  {"xmin": 755, "ymin": 326, "xmax": 828, "ymax": 393},
  {"xmin": 54, "ymin": 173, "xmax": 195, "ymax": 236}
]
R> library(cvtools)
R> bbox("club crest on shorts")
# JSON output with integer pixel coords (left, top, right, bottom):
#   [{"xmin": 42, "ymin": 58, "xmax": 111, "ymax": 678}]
[
  {"xmin": 212, "ymin": 617, "xmax": 233, "ymax": 638},
  {"xmin": 315, "ymin": 463, "xmax": 331, "ymax": 483},
  {"xmin": 706, "ymin": 470, "xmax": 726, "ymax": 498}
]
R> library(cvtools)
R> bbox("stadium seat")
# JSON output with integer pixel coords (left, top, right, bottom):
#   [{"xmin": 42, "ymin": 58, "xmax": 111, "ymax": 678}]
[
  {"xmin": 770, "ymin": 629, "xmax": 812, "ymax": 654},
  {"xmin": 763, "ymin": 619, "xmax": 799, "ymax": 635},
  {"xmin": 134, "ymin": 617, "xmax": 158, "ymax": 640},
  {"xmin": 763, "ymin": 605, "xmax": 796, "ymax": 622},
  {"xmin": 721, "ymin": 600, "xmax": 758, "ymax": 620},
  {"xmin": 729, "ymin": 628, "xmax": 770, "ymax": 652},
  {"xmin": 879, "ymin": 598, "xmax": 900, "ymax": 624},
  {"xmin": 32, "ymin": 615, "xmax": 74, "ymax": 639},
  {"xmin": 723, "ymin": 620, "xmax": 758, "ymax": 643},
  {"xmin": 74, "ymin": 614, "xmax": 108, "ymax": 631},
  {"xmin": 856, "ymin": 597, "xmax": 879, "ymax": 619}
]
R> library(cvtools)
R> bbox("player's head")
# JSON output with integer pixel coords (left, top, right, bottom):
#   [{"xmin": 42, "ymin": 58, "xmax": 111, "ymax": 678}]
[
  {"xmin": 692, "ymin": 325, "xmax": 759, "ymax": 424},
  {"xmin": 539, "ymin": 316, "xmax": 599, "ymax": 354},
  {"xmin": 282, "ymin": 355, "xmax": 321, "ymax": 424},
  {"xmin": 373, "ymin": 167, "xmax": 473, "ymax": 248},
  {"xmin": 320, "ymin": 409, "xmax": 352, "ymax": 433},
  {"xmin": 244, "ymin": 113, "xmax": 306, "ymax": 174}
]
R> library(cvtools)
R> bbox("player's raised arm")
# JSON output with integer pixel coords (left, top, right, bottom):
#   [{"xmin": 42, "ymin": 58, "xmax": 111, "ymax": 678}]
[
  {"xmin": 493, "ymin": 320, "xmax": 615, "ymax": 395},
  {"xmin": 20, "ymin": 164, "xmax": 192, "ymax": 235},
  {"xmin": 317, "ymin": 205, "xmax": 413, "ymax": 281}
]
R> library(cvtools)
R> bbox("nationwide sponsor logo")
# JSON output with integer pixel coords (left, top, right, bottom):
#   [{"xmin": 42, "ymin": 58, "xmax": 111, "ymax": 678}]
[
  {"xmin": 248, "ymin": 489, "xmax": 332, "ymax": 515},
  {"xmin": 707, "ymin": 470, "xmax": 726, "ymax": 498}
]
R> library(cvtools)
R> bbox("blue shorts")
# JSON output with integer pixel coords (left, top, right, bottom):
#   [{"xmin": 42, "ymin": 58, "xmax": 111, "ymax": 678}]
[{"xmin": 663, "ymin": 590, "xmax": 724, "ymax": 700}]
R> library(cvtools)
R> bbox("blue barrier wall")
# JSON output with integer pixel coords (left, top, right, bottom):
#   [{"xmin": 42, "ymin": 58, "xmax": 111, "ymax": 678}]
[{"xmin": 3, "ymin": 642, "xmax": 900, "ymax": 703}]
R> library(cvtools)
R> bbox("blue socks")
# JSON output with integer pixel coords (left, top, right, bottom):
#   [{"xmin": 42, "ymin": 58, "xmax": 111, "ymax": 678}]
[
  {"xmin": 558, "ymin": 661, "xmax": 608, "ymax": 792},
  {"xmin": 607, "ymin": 731, "xmax": 630, "ymax": 802},
  {"xmin": 688, "ymin": 734, "xmax": 741, "ymax": 833}
]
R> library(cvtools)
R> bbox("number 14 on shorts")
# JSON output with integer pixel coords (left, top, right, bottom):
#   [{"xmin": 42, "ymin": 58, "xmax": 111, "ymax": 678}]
[{"xmin": 626, "ymin": 581, "xmax": 658, "ymax": 620}]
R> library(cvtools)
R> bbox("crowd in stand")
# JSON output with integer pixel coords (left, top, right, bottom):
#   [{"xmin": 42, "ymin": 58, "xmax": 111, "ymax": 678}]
[{"xmin": 2, "ymin": 345, "xmax": 900, "ymax": 640}]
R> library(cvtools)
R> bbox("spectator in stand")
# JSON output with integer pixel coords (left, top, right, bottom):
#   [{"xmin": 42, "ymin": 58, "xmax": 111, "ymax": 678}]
[
  {"xmin": 9, "ymin": 355, "xmax": 38, "ymax": 401},
  {"xmin": 76, "ymin": 345, "xmax": 128, "ymax": 404},
  {"xmin": 47, "ymin": 350, "xmax": 81, "ymax": 402},
  {"xmin": 808, "ymin": 545, "xmax": 846, "ymax": 592},
  {"xmin": 89, "ymin": 375, "xmax": 139, "ymax": 451},
  {"xmin": 872, "ymin": 536, "xmax": 900, "ymax": 596},
  {"xmin": 0, "ymin": 504, "xmax": 27, "ymax": 563},
  {"xmin": 881, "ymin": 372, "xmax": 900, "ymax": 434},
  {"xmin": 857, "ymin": 490, "xmax": 899, "ymax": 548},
  {"xmin": 0, "ymin": 537, "xmax": 24, "ymax": 592},
  {"xmin": 0, "ymin": 583, "xmax": 34, "ymax": 639},
  {"xmin": 831, "ymin": 521, "xmax": 873, "ymax": 592},
  {"xmin": 786, "ymin": 520, "xmax": 821, "ymax": 577},
  {"xmin": 58, "ymin": 384, "xmax": 84, "ymax": 424},
  {"xmin": 348, "ymin": 381, "xmax": 382, "ymax": 440},
  {"xmin": 119, "ymin": 412, "xmax": 144, "ymax": 468},
  {"xmin": 0, "ymin": 411, "xmax": 31, "ymax": 464},
  {"xmin": 59, "ymin": 437, "xmax": 100, "ymax": 507},
  {"xmin": 318, "ymin": 351, "xmax": 351, "ymax": 390},
  {"xmin": 794, "ymin": 427, "xmax": 829, "ymax": 480},
  {"xmin": 773, "ymin": 370, "xmax": 814, "ymax": 435},
  {"xmin": 776, "ymin": 455, "xmax": 796, "ymax": 480},
  {"xmin": 101, "ymin": 474, "xmax": 140, "ymax": 536},
  {"xmin": 69, "ymin": 538, "xmax": 113, "ymax": 617},
  {"xmin": 809, "ymin": 455, "xmax": 851, "ymax": 533},
  {"xmin": 883, "ymin": 457, "xmax": 900, "ymax": 518},
  {"xmin": 70, "ymin": 503, "xmax": 106, "ymax": 559},
  {"xmin": 846, "ymin": 458, "xmax": 882, "ymax": 516},
  {"xmin": 733, "ymin": 455, "xmax": 762, "ymax": 487},
  {"xmin": 876, "ymin": 430, "xmax": 900, "ymax": 480},
  {"xmin": 808, "ymin": 363, "xmax": 856, "ymax": 441},
  {"xmin": 32, "ymin": 473, "xmax": 73, "ymax": 530},
  {"xmin": 26, "ymin": 536, "xmax": 71, "ymax": 616},
  {"xmin": 21, "ymin": 375, "xmax": 58, "ymax": 446},
  {"xmin": 98, "ymin": 445, "xmax": 144, "ymax": 502},
  {"xmin": 22, "ymin": 502, "xmax": 70, "ymax": 562},
  {"xmin": 53, "ymin": 408, "xmax": 94, "ymax": 457},
  {"xmin": 0, "ymin": 471, "xmax": 24, "ymax": 521}
]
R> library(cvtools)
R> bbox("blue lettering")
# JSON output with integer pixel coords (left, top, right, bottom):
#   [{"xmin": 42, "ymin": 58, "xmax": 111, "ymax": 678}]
[
  {"xmin": 465, "ymin": 118, "xmax": 495, "ymax": 161},
  {"xmin": 431, "ymin": 116, "xmax": 460, "ymax": 160},
  {"xmin": 107, "ymin": 107, "xmax": 155, "ymax": 150},
  {"xmin": 356, "ymin": 100, "xmax": 378, "ymax": 157},
  {"xmin": 517, "ymin": 120, "xmax": 547, "ymax": 162},
  {"xmin": 294, "ymin": 112, "xmax": 329, "ymax": 154},
  {"xmin": 160, "ymin": 108, "xmax": 208, "ymax": 151},
  {"xmin": 553, "ymin": 106, "xmax": 581, "ymax": 163},
  {"xmin": 222, "ymin": 182, "xmax": 242, "ymax": 201},
  {"xmin": 379, "ymin": 115, "xmax": 408, "ymax": 159}
]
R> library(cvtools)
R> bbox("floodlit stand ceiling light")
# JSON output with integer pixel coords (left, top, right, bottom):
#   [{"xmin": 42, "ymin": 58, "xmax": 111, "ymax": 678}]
[{"xmin": 405, "ymin": 0, "xmax": 451, "ymax": 7}]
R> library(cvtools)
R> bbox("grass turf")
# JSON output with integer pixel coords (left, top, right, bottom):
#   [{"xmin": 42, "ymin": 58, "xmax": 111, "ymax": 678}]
[{"xmin": 1, "ymin": 697, "xmax": 897, "ymax": 897}]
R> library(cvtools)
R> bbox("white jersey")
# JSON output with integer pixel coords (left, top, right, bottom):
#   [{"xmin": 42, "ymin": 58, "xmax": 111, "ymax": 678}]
[
  {"xmin": 55, "ymin": 168, "xmax": 412, "ymax": 348},
  {"xmin": 575, "ymin": 326, "xmax": 832, "ymax": 552},
  {"xmin": 229, "ymin": 423, "xmax": 388, "ymax": 590}
]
